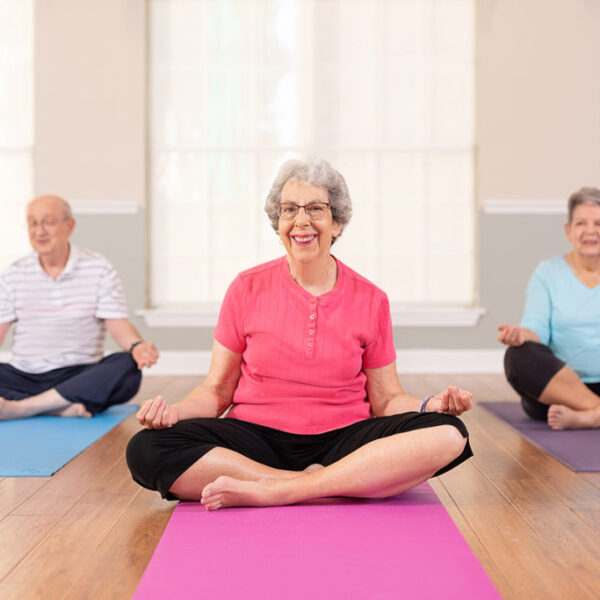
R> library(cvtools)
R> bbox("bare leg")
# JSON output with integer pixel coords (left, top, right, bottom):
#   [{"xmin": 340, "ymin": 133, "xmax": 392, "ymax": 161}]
[
  {"xmin": 169, "ymin": 447, "xmax": 310, "ymax": 499},
  {"xmin": 538, "ymin": 365, "xmax": 600, "ymax": 430},
  {"xmin": 0, "ymin": 389, "xmax": 91, "ymax": 421},
  {"xmin": 200, "ymin": 425, "xmax": 466, "ymax": 510}
]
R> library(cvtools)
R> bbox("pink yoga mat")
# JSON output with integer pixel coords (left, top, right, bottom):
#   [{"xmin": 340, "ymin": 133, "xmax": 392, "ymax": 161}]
[{"xmin": 135, "ymin": 483, "xmax": 500, "ymax": 599}]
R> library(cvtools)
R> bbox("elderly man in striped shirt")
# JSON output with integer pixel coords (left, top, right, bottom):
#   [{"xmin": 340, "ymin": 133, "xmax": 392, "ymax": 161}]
[{"xmin": 0, "ymin": 195, "xmax": 159, "ymax": 420}]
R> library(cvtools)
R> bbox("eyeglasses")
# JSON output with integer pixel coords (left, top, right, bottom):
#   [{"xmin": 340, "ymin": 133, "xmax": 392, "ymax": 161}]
[
  {"xmin": 27, "ymin": 218, "xmax": 67, "ymax": 231},
  {"xmin": 276, "ymin": 202, "xmax": 331, "ymax": 221}
]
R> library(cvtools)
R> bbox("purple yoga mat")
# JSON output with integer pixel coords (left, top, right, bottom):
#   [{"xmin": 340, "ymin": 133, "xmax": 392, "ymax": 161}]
[
  {"xmin": 482, "ymin": 401, "xmax": 600, "ymax": 472},
  {"xmin": 135, "ymin": 483, "xmax": 500, "ymax": 600}
]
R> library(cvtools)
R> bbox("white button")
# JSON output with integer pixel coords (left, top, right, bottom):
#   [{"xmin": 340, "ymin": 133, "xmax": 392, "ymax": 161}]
[
  {"xmin": 309, "ymin": 314, "xmax": 315, "ymax": 320},
  {"xmin": 309, "ymin": 330, "xmax": 314, "ymax": 335}
]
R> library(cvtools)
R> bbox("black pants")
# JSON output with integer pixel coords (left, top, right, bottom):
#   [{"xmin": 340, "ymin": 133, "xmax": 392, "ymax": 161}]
[
  {"xmin": 0, "ymin": 352, "xmax": 142, "ymax": 415},
  {"xmin": 127, "ymin": 412, "xmax": 473, "ymax": 500},
  {"xmin": 504, "ymin": 341, "xmax": 600, "ymax": 420}
]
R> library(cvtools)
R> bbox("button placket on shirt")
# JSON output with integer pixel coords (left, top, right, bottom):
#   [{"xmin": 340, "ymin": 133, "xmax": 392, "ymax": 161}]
[{"xmin": 305, "ymin": 298, "xmax": 318, "ymax": 358}]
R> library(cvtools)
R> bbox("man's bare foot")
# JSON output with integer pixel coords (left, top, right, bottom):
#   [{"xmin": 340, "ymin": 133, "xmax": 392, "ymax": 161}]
[
  {"xmin": 201, "ymin": 475, "xmax": 294, "ymax": 511},
  {"xmin": 0, "ymin": 397, "xmax": 30, "ymax": 420},
  {"xmin": 46, "ymin": 403, "xmax": 92, "ymax": 418},
  {"xmin": 548, "ymin": 404, "xmax": 600, "ymax": 430}
]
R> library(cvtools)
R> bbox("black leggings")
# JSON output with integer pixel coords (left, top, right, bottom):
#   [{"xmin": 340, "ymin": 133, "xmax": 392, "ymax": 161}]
[
  {"xmin": 126, "ymin": 412, "xmax": 472, "ymax": 500},
  {"xmin": 504, "ymin": 341, "xmax": 600, "ymax": 420}
]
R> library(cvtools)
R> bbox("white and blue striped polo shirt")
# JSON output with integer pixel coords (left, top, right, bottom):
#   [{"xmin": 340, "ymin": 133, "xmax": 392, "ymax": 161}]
[{"xmin": 0, "ymin": 244, "xmax": 128, "ymax": 373}]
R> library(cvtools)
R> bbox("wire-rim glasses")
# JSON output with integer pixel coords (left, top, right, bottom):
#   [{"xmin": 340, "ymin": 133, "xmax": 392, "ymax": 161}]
[{"xmin": 276, "ymin": 202, "xmax": 331, "ymax": 221}]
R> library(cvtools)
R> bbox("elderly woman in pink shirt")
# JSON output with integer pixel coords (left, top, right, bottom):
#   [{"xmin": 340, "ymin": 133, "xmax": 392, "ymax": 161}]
[{"xmin": 127, "ymin": 158, "xmax": 473, "ymax": 510}]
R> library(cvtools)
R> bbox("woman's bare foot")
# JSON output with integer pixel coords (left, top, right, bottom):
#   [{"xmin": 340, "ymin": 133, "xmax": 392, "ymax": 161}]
[
  {"xmin": 46, "ymin": 403, "xmax": 92, "ymax": 418},
  {"xmin": 201, "ymin": 475, "xmax": 294, "ymax": 511},
  {"xmin": 548, "ymin": 404, "xmax": 600, "ymax": 430}
]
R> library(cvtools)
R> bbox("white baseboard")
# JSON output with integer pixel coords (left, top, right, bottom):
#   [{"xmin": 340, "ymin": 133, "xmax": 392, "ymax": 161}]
[
  {"xmin": 0, "ymin": 349, "xmax": 505, "ymax": 376},
  {"xmin": 142, "ymin": 349, "xmax": 504, "ymax": 376}
]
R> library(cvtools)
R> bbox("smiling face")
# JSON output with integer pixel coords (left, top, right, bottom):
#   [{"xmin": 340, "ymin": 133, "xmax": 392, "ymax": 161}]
[
  {"xmin": 277, "ymin": 180, "xmax": 342, "ymax": 267},
  {"xmin": 565, "ymin": 203, "xmax": 600, "ymax": 258},
  {"xmin": 26, "ymin": 195, "xmax": 75, "ymax": 260}
]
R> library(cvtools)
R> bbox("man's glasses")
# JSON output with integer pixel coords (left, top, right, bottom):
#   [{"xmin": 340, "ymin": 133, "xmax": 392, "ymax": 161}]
[
  {"xmin": 27, "ymin": 218, "xmax": 67, "ymax": 231},
  {"xmin": 276, "ymin": 202, "xmax": 331, "ymax": 221}
]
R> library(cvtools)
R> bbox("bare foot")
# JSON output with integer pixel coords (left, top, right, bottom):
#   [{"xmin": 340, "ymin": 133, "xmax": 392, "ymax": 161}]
[
  {"xmin": 46, "ymin": 403, "xmax": 92, "ymax": 418},
  {"xmin": 0, "ymin": 397, "xmax": 30, "ymax": 420},
  {"xmin": 201, "ymin": 475, "xmax": 293, "ymax": 511},
  {"xmin": 548, "ymin": 404, "xmax": 600, "ymax": 430}
]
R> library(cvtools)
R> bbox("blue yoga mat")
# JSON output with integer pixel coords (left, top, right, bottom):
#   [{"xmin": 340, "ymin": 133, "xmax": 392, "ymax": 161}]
[{"xmin": 0, "ymin": 404, "xmax": 137, "ymax": 477}]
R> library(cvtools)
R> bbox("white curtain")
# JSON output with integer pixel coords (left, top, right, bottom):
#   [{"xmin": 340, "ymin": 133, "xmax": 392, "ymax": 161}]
[
  {"xmin": 0, "ymin": 0, "xmax": 33, "ymax": 272},
  {"xmin": 151, "ymin": 0, "xmax": 474, "ymax": 306}
]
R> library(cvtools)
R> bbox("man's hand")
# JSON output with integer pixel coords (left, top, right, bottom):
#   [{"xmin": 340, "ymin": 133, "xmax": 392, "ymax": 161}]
[
  {"xmin": 136, "ymin": 395, "xmax": 179, "ymax": 429},
  {"xmin": 132, "ymin": 341, "xmax": 159, "ymax": 369},
  {"xmin": 426, "ymin": 386, "xmax": 472, "ymax": 415}
]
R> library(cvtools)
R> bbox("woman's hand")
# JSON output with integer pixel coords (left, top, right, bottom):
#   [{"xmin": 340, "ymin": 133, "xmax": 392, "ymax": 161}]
[
  {"xmin": 497, "ymin": 324, "xmax": 526, "ymax": 347},
  {"xmin": 136, "ymin": 395, "xmax": 179, "ymax": 429},
  {"xmin": 427, "ymin": 386, "xmax": 472, "ymax": 416}
]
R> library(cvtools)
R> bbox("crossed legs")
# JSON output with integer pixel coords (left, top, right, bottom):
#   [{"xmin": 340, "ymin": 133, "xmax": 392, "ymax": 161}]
[
  {"xmin": 0, "ymin": 353, "xmax": 141, "ymax": 420},
  {"xmin": 505, "ymin": 342, "xmax": 600, "ymax": 429},
  {"xmin": 170, "ymin": 425, "xmax": 466, "ymax": 510}
]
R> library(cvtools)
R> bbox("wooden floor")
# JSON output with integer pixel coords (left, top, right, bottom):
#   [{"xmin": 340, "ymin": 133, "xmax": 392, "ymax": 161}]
[{"xmin": 1, "ymin": 375, "xmax": 600, "ymax": 599}]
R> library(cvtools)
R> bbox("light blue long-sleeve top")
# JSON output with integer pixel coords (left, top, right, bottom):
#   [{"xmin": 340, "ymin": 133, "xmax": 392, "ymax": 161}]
[{"xmin": 520, "ymin": 255, "xmax": 600, "ymax": 382}]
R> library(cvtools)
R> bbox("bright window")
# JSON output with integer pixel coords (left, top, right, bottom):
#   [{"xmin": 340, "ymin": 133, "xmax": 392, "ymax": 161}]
[
  {"xmin": 151, "ymin": 0, "xmax": 475, "ymax": 306},
  {"xmin": 0, "ymin": 0, "xmax": 33, "ymax": 272}
]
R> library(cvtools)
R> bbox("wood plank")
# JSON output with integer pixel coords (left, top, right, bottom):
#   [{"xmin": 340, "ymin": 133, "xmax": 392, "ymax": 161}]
[
  {"xmin": 0, "ymin": 516, "xmax": 56, "ymax": 581},
  {"xmin": 64, "ymin": 490, "xmax": 175, "ymax": 600},
  {"xmin": 0, "ymin": 457, "xmax": 141, "ymax": 599},
  {"xmin": 0, "ymin": 478, "xmax": 47, "ymax": 521},
  {"xmin": 439, "ymin": 461, "xmax": 594, "ymax": 600}
]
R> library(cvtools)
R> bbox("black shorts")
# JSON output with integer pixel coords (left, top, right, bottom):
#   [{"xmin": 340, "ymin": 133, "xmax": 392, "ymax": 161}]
[
  {"xmin": 504, "ymin": 341, "xmax": 600, "ymax": 420},
  {"xmin": 126, "ymin": 412, "xmax": 472, "ymax": 500}
]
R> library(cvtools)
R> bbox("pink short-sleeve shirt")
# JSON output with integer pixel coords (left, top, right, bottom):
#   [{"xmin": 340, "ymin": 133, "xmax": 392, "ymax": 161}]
[{"xmin": 214, "ymin": 256, "xmax": 396, "ymax": 434}]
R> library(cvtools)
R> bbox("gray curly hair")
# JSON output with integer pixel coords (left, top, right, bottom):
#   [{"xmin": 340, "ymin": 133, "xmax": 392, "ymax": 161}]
[
  {"xmin": 264, "ymin": 158, "xmax": 352, "ymax": 244},
  {"xmin": 568, "ymin": 187, "xmax": 600, "ymax": 224}
]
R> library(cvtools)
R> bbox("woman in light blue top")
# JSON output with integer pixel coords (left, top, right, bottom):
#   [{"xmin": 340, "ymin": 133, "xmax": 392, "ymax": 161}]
[{"xmin": 498, "ymin": 187, "xmax": 600, "ymax": 430}]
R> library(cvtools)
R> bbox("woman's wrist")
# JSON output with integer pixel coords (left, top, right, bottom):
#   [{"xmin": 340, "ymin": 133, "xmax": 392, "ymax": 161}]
[{"xmin": 419, "ymin": 395, "xmax": 433, "ymax": 413}]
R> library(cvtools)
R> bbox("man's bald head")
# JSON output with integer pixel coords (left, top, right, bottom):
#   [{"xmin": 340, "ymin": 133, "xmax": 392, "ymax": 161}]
[{"xmin": 27, "ymin": 195, "xmax": 73, "ymax": 220}]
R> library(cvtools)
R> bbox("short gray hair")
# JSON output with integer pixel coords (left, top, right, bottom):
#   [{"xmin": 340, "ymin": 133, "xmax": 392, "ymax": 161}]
[
  {"xmin": 568, "ymin": 187, "xmax": 600, "ymax": 224},
  {"xmin": 264, "ymin": 158, "xmax": 352, "ymax": 244}
]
